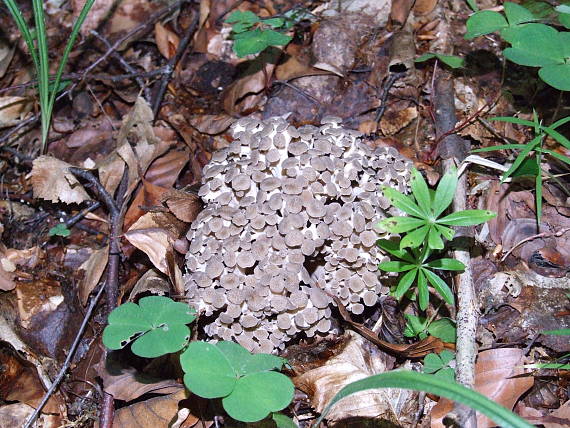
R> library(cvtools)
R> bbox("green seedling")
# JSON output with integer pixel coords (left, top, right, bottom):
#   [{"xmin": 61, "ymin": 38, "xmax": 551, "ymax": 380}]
[
  {"xmin": 465, "ymin": 2, "xmax": 570, "ymax": 90},
  {"xmin": 103, "ymin": 296, "xmax": 196, "ymax": 358},
  {"xmin": 404, "ymin": 314, "xmax": 457, "ymax": 342},
  {"xmin": 103, "ymin": 296, "xmax": 295, "ymax": 423},
  {"xmin": 181, "ymin": 341, "xmax": 294, "ymax": 422},
  {"xmin": 48, "ymin": 223, "xmax": 70, "ymax": 237},
  {"xmin": 377, "ymin": 168, "xmax": 496, "ymax": 250},
  {"xmin": 472, "ymin": 112, "xmax": 570, "ymax": 224},
  {"xmin": 3, "ymin": 0, "xmax": 95, "ymax": 153},
  {"xmin": 415, "ymin": 53, "xmax": 465, "ymax": 69},
  {"xmin": 378, "ymin": 240, "xmax": 464, "ymax": 310},
  {"xmin": 423, "ymin": 350, "xmax": 456, "ymax": 382},
  {"xmin": 525, "ymin": 327, "xmax": 570, "ymax": 370}
]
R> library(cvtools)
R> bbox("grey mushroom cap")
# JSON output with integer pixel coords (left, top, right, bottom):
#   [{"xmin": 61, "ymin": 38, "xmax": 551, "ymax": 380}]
[{"xmin": 184, "ymin": 117, "xmax": 411, "ymax": 352}]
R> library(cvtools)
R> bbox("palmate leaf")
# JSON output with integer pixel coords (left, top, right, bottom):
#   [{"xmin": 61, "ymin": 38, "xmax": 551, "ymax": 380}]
[
  {"xmin": 410, "ymin": 168, "xmax": 432, "ymax": 216},
  {"xmin": 377, "ymin": 239, "xmax": 415, "ymax": 263},
  {"xmin": 422, "ymin": 268, "xmax": 455, "ymax": 305},
  {"xmin": 426, "ymin": 258, "xmax": 466, "ymax": 271},
  {"xmin": 378, "ymin": 260, "xmax": 416, "ymax": 273},
  {"xmin": 434, "ymin": 224, "xmax": 455, "ymax": 241},
  {"xmin": 400, "ymin": 225, "xmax": 430, "ymax": 249},
  {"xmin": 377, "ymin": 216, "xmax": 426, "ymax": 234},
  {"xmin": 432, "ymin": 169, "xmax": 457, "ymax": 217},
  {"xmin": 427, "ymin": 226, "xmax": 444, "ymax": 250},
  {"xmin": 417, "ymin": 270, "xmax": 429, "ymax": 310},
  {"xmin": 438, "ymin": 209, "xmax": 496, "ymax": 226},
  {"xmin": 394, "ymin": 268, "xmax": 418, "ymax": 299},
  {"xmin": 381, "ymin": 186, "xmax": 427, "ymax": 219}
]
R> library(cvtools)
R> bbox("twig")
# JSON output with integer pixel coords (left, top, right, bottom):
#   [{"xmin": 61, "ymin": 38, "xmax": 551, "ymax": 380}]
[
  {"xmin": 374, "ymin": 72, "xmax": 404, "ymax": 123},
  {"xmin": 152, "ymin": 10, "xmax": 200, "ymax": 119},
  {"xmin": 90, "ymin": 30, "xmax": 151, "ymax": 102},
  {"xmin": 434, "ymin": 74, "xmax": 478, "ymax": 428},
  {"xmin": 500, "ymin": 226, "xmax": 570, "ymax": 262},
  {"xmin": 23, "ymin": 282, "xmax": 106, "ymax": 428}
]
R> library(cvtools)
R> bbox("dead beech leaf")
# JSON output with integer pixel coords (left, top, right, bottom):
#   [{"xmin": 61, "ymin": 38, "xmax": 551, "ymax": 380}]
[
  {"xmin": 31, "ymin": 156, "xmax": 90, "ymax": 204},
  {"xmin": 431, "ymin": 348, "xmax": 533, "ymax": 428},
  {"xmin": 124, "ymin": 179, "xmax": 169, "ymax": 231},
  {"xmin": 0, "ymin": 246, "xmax": 42, "ymax": 291},
  {"xmin": 127, "ymin": 269, "xmax": 170, "ymax": 301},
  {"xmin": 155, "ymin": 22, "xmax": 180, "ymax": 60},
  {"xmin": 114, "ymin": 389, "xmax": 188, "ymax": 428},
  {"xmin": 144, "ymin": 149, "xmax": 189, "ymax": 188},
  {"xmin": 189, "ymin": 114, "xmax": 236, "ymax": 135},
  {"xmin": 413, "ymin": 0, "xmax": 438, "ymax": 15},
  {"xmin": 380, "ymin": 106, "xmax": 418, "ymax": 135},
  {"xmin": 222, "ymin": 49, "xmax": 281, "ymax": 115},
  {"xmin": 78, "ymin": 245, "xmax": 109, "ymax": 305},
  {"xmin": 0, "ymin": 37, "xmax": 15, "ymax": 79},
  {"xmin": 124, "ymin": 212, "xmax": 186, "ymax": 279},
  {"xmin": 16, "ymin": 278, "xmax": 63, "ymax": 329},
  {"xmin": 95, "ymin": 354, "xmax": 182, "ymax": 402},
  {"xmin": 294, "ymin": 331, "xmax": 416, "ymax": 424},
  {"xmin": 0, "ymin": 96, "xmax": 31, "ymax": 128},
  {"xmin": 161, "ymin": 188, "xmax": 202, "ymax": 223}
]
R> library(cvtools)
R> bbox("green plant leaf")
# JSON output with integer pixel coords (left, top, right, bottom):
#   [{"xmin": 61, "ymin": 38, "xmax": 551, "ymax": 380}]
[
  {"xmin": 543, "ymin": 328, "xmax": 570, "ymax": 335},
  {"xmin": 410, "ymin": 169, "xmax": 432, "ymax": 215},
  {"xmin": 422, "ymin": 268, "xmax": 454, "ymax": 305},
  {"xmin": 377, "ymin": 239, "xmax": 415, "ymax": 263},
  {"xmin": 558, "ymin": 13, "xmax": 570, "ymax": 29},
  {"xmin": 472, "ymin": 143, "xmax": 528, "ymax": 152},
  {"xmin": 538, "ymin": 63, "xmax": 570, "ymax": 91},
  {"xmin": 181, "ymin": 341, "xmax": 237, "ymax": 398},
  {"xmin": 466, "ymin": 0, "xmax": 478, "ymax": 12},
  {"xmin": 426, "ymin": 258, "xmax": 466, "ymax": 271},
  {"xmin": 232, "ymin": 28, "xmax": 291, "ymax": 57},
  {"xmin": 465, "ymin": 11, "xmax": 508, "ymax": 39},
  {"xmin": 415, "ymin": 53, "xmax": 464, "ymax": 68},
  {"xmin": 541, "ymin": 125, "xmax": 570, "ymax": 150},
  {"xmin": 417, "ymin": 269, "xmax": 429, "ymax": 310},
  {"xmin": 48, "ymin": 223, "xmax": 70, "ymax": 237},
  {"xmin": 437, "ymin": 209, "xmax": 496, "ymax": 226},
  {"xmin": 314, "ymin": 371, "xmax": 535, "ymax": 428},
  {"xmin": 378, "ymin": 260, "xmax": 416, "ymax": 272},
  {"xmin": 501, "ymin": 24, "xmax": 564, "ymax": 66},
  {"xmin": 400, "ymin": 225, "xmax": 430, "ymax": 248},
  {"xmin": 263, "ymin": 17, "xmax": 286, "ymax": 28},
  {"xmin": 102, "ymin": 296, "xmax": 195, "ymax": 358},
  {"xmin": 434, "ymin": 224, "xmax": 455, "ymax": 241},
  {"xmin": 503, "ymin": 2, "xmax": 535, "ymax": 25},
  {"xmin": 394, "ymin": 268, "xmax": 418, "ymax": 299},
  {"xmin": 427, "ymin": 227, "xmax": 444, "ymax": 250},
  {"xmin": 435, "ymin": 367, "xmax": 456, "ymax": 382},
  {"xmin": 428, "ymin": 319, "xmax": 457, "ymax": 343},
  {"xmin": 272, "ymin": 413, "xmax": 298, "ymax": 428},
  {"xmin": 377, "ymin": 216, "xmax": 427, "ymax": 234},
  {"xmin": 226, "ymin": 10, "xmax": 260, "ymax": 33},
  {"xmin": 432, "ymin": 169, "xmax": 457, "ymax": 217},
  {"xmin": 222, "ymin": 371, "xmax": 294, "ymax": 422},
  {"xmin": 404, "ymin": 314, "xmax": 428, "ymax": 337},
  {"xmin": 423, "ymin": 353, "xmax": 445, "ymax": 373},
  {"xmin": 511, "ymin": 156, "xmax": 540, "ymax": 177},
  {"xmin": 381, "ymin": 186, "xmax": 427, "ymax": 219}
]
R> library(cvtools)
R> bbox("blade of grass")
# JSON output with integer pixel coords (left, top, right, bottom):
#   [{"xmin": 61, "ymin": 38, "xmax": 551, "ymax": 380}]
[
  {"xmin": 32, "ymin": 0, "xmax": 50, "ymax": 152},
  {"xmin": 500, "ymin": 134, "xmax": 542, "ymax": 182},
  {"xmin": 2, "ymin": 1, "xmax": 40, "ymax": 69}
]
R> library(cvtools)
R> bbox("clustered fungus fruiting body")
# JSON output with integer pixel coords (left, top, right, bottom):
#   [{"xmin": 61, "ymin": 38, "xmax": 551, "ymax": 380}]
[{"xmin": 184, "ymin": 117, "xmax": 411, "ymax": 353}]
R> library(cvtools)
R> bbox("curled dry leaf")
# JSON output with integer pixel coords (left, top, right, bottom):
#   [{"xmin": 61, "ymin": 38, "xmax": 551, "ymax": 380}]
[
  {"xmin": 0, "ymin": 96, "xmax": 31, "ymax": 128},
  {"xmin": 31, "ymin": 156, "xmax": 90, "ymax": 204},
  {"xmin": 431, "ymin": 348, "xmax": 533, "ymax": 428},
  {"xmin": 293, "ymin": 331, "xmax": 417, "ymax": 424},
  {"xmin": 113, "ymin": 389, "xmax": 188, "ymax": 428},
  {"xmin": 189, "ymin": 114, "xmax": 236, "ymax": 135},
  {"xmin": 155, "ymin": 22, "xmax": 180, "ymax": 60},
  {"xmin": 78, "ymin": 245, "xmax": 109, "ymax": 305},
  {"xmin": 161, "ymin": 188, "xmax": 202, "ymax": 223}
]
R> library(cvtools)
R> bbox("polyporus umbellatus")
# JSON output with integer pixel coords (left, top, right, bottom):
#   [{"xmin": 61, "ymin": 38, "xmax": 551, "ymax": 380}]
[{"xmin": 184, "ymin": 117, "xmax": 411, "ymax": 353}]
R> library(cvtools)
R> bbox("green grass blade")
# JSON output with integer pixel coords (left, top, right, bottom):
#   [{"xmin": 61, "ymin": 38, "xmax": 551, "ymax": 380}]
[
  {"xmin": 501, "ymin": 134, "xmax": 542, "ymax": 182},
  {"xmin": 489, "ymin": 116, "xmax": 538, "ymax": 127},
  {"xmin": 32, "ymin": 0, "xmax": 50, "ymax": 151},
  {"xmin": 543, "ymin": 328, "xmax": 570, "ymax": 335},
  {"xmin": 539, "ymin": 148, "xmax": 570, "ymax": 166},
  {"xmin": 535, "ymin": 152, "xmax": 542, "ymax": 225},
  {"xmin": 541, "ymin": 126, "xmax": 570, "ymax": 151},
  {"xmin": 2, "ymin": 1, "xmax": 40, "ymax": 69},
  {"xmin": 314, "ymin": 371, "xmax": 534, "ymax": 428},
  {"xmin": 548, "ymin": 115, "xmax": 570, "ymax": 130}
]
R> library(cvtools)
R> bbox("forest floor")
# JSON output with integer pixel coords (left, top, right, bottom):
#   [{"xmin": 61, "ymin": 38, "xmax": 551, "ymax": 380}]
[{"xmin": 0, "ymin": 0, "xmax": 569, "ymax": 427}]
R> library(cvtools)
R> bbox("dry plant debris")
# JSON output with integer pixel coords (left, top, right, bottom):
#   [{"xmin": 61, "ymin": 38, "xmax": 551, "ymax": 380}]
[{"xmin": 184, "ymin": 116, "xmax": 411, "ymax": 352}]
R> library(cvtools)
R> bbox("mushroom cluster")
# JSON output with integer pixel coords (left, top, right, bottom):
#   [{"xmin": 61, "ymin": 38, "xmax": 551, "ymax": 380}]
[{"xmin": 184, "ymin": 117, "xmax": 411, "ymax": 352}]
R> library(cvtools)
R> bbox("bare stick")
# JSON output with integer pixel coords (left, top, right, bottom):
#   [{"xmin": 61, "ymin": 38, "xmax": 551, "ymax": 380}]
[{"xmin": 23, "ymin": 282, "xmax": 106, "ymax": 428}]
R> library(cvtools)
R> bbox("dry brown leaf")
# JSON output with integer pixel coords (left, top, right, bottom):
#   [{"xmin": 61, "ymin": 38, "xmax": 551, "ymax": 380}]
[
  {"xmin": 15, "ymin": 278, "xmax": 63, "ymax": 329},
  {"xmin": 222, "ymin": 49, "xmax": 281, "ymax": 115},
  {"xmin": 0, "ymin": 246, "xmax": 42, "ymax": 291},
  {"xmin": 124, "ymin": 179, "xmax": 169, "ymax": 231},
  {"xmin": 380, "ymin": 106, "xmax": 418, "ymax": 135},
  {"xmin": 78, "ymin": 245, "xmax": 109, "ymax": 305},
  {"xmin": 161, "ymin": 188, "xmax": 202, "ymax": 223},
  {"xmin": 127, "ymin": 269, "xmax": 170, "ymax": 301},
  {"xmin": 31, "ymin": 156, "xmax": 90, "ymax": 204},
  {"xmin": 294, "ymin": 331, "xmax": 417, "ymax": 424},
  {"xmin": 95, "ymin": 354, "xmax": 182, "ymax": 402},
  {"xmin": 413, "ymin": 0, "xmax": 438, "ymax": 15},
  {"xmin": 0, "ymin": 96, "xmax": 31, "ymax": 128},
  {"xmin": 155, "ymin": 22, "xmax": 180, "ymax": 60},
  {"xmin": 113, "ymin": 390, "xmax": 188, "ymax": 428},
  {"xmin": 431, "ymin": 348, "xmax": 533, "ymax": 428},
  {"xmin": 0, "ymin": 37, "xmax": 15, "ymax": 79},
  {"xmin": 144, "ymin": 149, "xmax": 189, "ymax": 188},
  {"xmin": 189, "ymin": 114, "xmax": 236, "ymax": 135}
]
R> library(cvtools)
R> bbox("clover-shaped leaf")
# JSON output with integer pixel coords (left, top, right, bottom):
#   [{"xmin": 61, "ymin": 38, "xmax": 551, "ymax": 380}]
[
  {"xmin": 102, "ymin": 296, "xmax": 196, "ymax": 358},
  {"xmin": 181, "ymin": 341, "xmax": 293, "ymax": 423}
]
